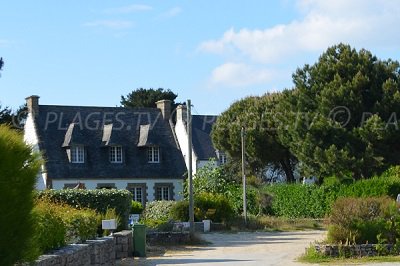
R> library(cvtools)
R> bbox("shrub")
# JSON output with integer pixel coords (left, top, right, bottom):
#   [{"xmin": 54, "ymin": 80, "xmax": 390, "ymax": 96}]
[
  {"xmin": 37, "ymin": 189, "xmax": 132, "ymax": 229},
  {"xmin": 0, "ymin": 125, "xmax": 41, "ymax": 265},
  {"xmin": 194, "ymin": 192, "xmax": 235, "ymax": 223},
  {"xmin": 131, "ymin": 201, "xmax": 144, "ymax": 214},
  {"xmin": 143, "ymin": 200, "xmax": 176, "ymax": 221},
  {"xmin": 170, "ymin": 200, "xmax": 189, "ymax": 222},
  {"xmin": 327, "ymin": 197, "xmax": 399, "ymax": 244},
  {"xmin": 24, "ymin": 199, "xmax": 99, "ymax": 261}
]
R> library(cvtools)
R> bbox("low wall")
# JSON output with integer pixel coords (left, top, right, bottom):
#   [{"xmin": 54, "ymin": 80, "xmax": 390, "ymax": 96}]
[
  {"xmin": 21, "ymin": 231, "xmax": 133, "ymax": 266},
  {"xmin": 114, "ymin": 230, "xmax": 133, "ymax": 259},
  {"xmin": 315, "ymin": 244, "xmax": 395, "ymax": 257},
  {"xmin": 147, "ymin": 232, "xmax": 191, "ymax": 245}
]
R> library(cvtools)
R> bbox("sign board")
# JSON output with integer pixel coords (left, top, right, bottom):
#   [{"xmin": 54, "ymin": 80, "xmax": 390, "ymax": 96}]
[
  {"xmin": 102, "ymin": 219, "xmax": 117, "ymax": 230},
  {"xmin": 129, "ymin": 214, "xmax": 140, "ymax": 224}
]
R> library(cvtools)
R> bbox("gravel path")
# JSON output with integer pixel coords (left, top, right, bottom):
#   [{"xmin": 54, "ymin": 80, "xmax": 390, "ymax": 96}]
[{"xmin": 117, "ymin": 230, "xmax": 326, "ymax": 266}]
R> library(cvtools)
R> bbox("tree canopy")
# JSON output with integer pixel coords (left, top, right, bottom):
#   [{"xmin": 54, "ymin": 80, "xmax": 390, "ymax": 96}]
[
  {"xmin": 212, "ymin": 94, "xmax": 296, "ymax": 182},
  {"xmin": 0, "ymin": 57, "xmax": 3, "ymax": 72},
  {"xmin": 121, "ymin": 88, "xmax": 181, "ymax": 109},
  {"xmin": 278, "ymin": 43, "xmax": 400, "ymax": 181},
  {"xmin": 0, "ymin": 103, "xmax": 27, "ymax": 130}
]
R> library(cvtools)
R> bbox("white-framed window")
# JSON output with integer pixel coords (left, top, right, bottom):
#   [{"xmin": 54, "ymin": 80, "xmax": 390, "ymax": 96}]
[
  {"xmin": 156, "ymin": 186, "xmax": 170, "ymax": 200},
  {"xmin": 148, "ymin": 146, "xmax": 160, "ymax": 163},
  {"xmin": 131, "ymin": 187, "xmax": 143, "ymax": 203},
  {"xmin": 219, "ymin": 153, "xmax": 227, "ymax": 165},
  {"xmin": 109, "ymin": 146, "xmax": 123, "ymax": 163},
  {"xmin": 71, "ymin": 145, "xmax": 85, "ymax": 163}
]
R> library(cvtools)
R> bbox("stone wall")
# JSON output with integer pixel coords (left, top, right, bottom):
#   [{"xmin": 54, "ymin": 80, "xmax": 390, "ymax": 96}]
[
  {"xmin": 21, "ymin": 231, "xmax": 133, "ymax": 266},
  {"xmin": 147, "ymin": 232, "xmax": 191, "ymax": 245},
  {"xmin": 113, "ymin": 230, "xmax": 133, "ymax": 259},
  {"xmin": 315, "ymin": 244, "xmax": 395, "ymax": 257}
]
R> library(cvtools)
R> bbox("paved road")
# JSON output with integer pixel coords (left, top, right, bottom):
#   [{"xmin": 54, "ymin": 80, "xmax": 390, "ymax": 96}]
[{"xmin": 117, "ymin": 230, "xmax": 326, "ymax": 266}]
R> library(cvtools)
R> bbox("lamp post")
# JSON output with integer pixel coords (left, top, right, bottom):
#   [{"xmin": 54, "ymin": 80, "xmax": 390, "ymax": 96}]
[{"xmin": 241, "ymin": 126, "xmax": 247, "ymax": 225}]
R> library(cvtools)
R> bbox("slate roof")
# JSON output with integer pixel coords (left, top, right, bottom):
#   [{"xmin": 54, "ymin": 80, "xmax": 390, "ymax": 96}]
[
  {"xmin": 191, "ymin": 115, "xmax": 218, "ymax": 160},
  {"xmin": 34, "ymin": 105, "xmax": 186, "ymax": 180}
]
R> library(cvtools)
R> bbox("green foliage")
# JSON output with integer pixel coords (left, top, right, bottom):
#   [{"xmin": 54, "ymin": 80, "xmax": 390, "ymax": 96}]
[
  {"xmin": 37, "ymin": 189, "xmax": 132, "ymax": 229},
  {"xmin": 327, "ymin": 197, "xmax": 400, "ymax": 244},
  {"xmin": 170, "ymin": 200, "xmax": 189, "ymax": 222},
  {"xmin": 171, "ymin": 192, "xmax": 235, "ymax": 223},
  {"xmin": 191, "ymin": 163, "xmax": 268, "ymax": 216},
  {"xmin": 265, "ymin": 168, "xmax": 400, "ymax": 218},
  {"xmin": 265, "ymin": 184, "xmax": 331, "ymax": 218},
  {"xmin": 131, "ymin": 200, "xmax": 144, "ymax": 214},
  {"xmin": 0, "ymin": 125, "xmax": 40, "ymax": 266},
  {"xmin": 211, "ymin": 94, "xmax": 296, "ymax": 181},
  {"xmin": 121, "ymin": 88, "xmax": 181, "ymax": 109},
  {"xmin": 24, "ymin": 200, "xmax": 99, "ymax": 262},
  {"xmin": 278, "ymin": 43, "xmax": 400, "ymax": 181},
  {"xmin": 143, "ymin": 200, "xmax": 176, "ymax": 221},
  {"xmin": 194, "ymin": 192, "xmax": 235, "ymax": 223}
]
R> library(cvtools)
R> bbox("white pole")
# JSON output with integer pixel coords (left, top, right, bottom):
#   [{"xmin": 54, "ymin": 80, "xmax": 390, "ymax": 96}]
[
  {"xmin": 241, "ymin": 126, "xmax": 247, "ymax": 225},
  {"xmin": 187, "ymin": 100, "xmax": 195, "ymax": 235}
]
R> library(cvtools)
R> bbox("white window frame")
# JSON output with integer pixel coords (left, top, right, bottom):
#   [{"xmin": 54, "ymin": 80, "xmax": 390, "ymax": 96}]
[
  {"xmin": 71, "ymin": 145, "xmax": 85, "ymax": 163},
  {"xmin": 131, "ymin": 187, "xmax": 143, "ymax": 203},
  {"xmin": 219, "ymin": 153, "xmax": 227, "ymax": 165},
  {"xmin": 109, "ymin": 146, "xmax": 123, "ymax": 163},
  {"xmin": 148, "ymin": 146, "xmax": 160, "ymax": 163},
  {"xmin": 156, "ymin": 186, "xmax": 170, "ymax": 200}
]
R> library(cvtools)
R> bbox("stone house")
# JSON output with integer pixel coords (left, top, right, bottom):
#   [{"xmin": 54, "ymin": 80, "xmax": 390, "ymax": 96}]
[{"xmin": 23, "ymin": 95, "xmax": 186, "ymax": 204}]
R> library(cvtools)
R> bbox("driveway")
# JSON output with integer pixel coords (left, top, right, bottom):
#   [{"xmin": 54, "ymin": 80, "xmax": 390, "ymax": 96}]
[{"xmin": 117, "ymin": 230, "xmax": 326, "ymax": 266}]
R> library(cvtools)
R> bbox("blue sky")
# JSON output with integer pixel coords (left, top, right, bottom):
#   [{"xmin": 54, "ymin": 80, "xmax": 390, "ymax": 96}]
[{"xmin": 1, "ymin": 0, "xmax": 400, "ymax": 114}]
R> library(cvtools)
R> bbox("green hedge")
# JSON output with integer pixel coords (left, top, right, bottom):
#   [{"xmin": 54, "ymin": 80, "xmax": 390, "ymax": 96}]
[
  {"xmin": 23, "ymin": 200, "xmax": 100, "ymax": 262},
  {"xmin": 264, "ymin": 171, "xmax": 400, "ymax": 218},
  {"xmin": 37, "ymin": 189, "xmax": 132, "ymax": 229}
]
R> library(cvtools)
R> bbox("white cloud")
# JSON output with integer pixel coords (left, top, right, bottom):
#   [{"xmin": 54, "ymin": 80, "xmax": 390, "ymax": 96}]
[
  {"xmin": 160, "ymin": 7, "xmax": 182, "ymax": 19},
  {"xmin": 200, "ymin": 0, "xmax": 400, "ymax": 88},
  {"xmin": 210, "ymin": 63, "xmax": 273, "ymax": 87},
  {"xmin": 83, "ymin": 20, "xmax": 133, "ymax": 30},
  {"xmin": 105, "ymin": 4, "xmax": 152, "ymax": 14}
]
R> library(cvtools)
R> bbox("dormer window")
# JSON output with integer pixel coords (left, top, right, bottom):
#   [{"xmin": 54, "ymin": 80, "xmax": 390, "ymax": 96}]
[
  {"xmin": 110, "ymin": 146, "xmax": 123, "ymax": 163},
  {"xmin": 71, "ymin": 145, "xmax": 85, "ymax": 163},
  {"xmin": 148, "ymin": 146, "xmax": 160, "ymax": 163}
]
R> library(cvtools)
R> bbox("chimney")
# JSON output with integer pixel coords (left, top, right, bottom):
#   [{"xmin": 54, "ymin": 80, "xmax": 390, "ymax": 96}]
[
  {"xmin": 26, "ymin": 95, "xmax": 40, "ymax": 117},
  {"xmin": 176, "ymin": 105, "xmax": 187, "ymax": 122},
  {"xmin": 156, "ymin": 99, "xmax": 171, "ymax": 120}
]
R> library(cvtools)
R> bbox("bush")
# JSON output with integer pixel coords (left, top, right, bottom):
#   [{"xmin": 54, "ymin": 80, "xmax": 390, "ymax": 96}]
[
  {"xmin": 170, "ymin": 200, "xmax": 189, "ymax": 222},
  {"xmin": 194, "ymin": 192, "xmax": 235, "ymax": 223},
  {"xmin": 0, "ymin": 125, "xmax": 41, "ymax": 265},
  {"xmin": 37, "ymin": 189, "xmax": 132, "ymax": 229},
  {"xmin": 27, "ymin": 200, "xmax": 99, "ymax": 259},
  {"xmin": 131, "ymin": 201, "xmax": 144, "ymax": 214},
  {"xmin": 327, "ymin": 197, "xmax": 399, "ymax": 244},
  {"xmin": 143, "ymin": 200, "xmax": 176, "ymax": 221}
]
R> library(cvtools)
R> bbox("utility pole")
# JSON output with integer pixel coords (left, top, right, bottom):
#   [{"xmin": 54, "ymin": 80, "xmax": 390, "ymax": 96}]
[
  {"xmin": 241, "ymin": 126, "xmax": 247, "ymax": 225},
  {"xmin": 187, "ymin": 99, "xmax": 195, "ymax": 236}
]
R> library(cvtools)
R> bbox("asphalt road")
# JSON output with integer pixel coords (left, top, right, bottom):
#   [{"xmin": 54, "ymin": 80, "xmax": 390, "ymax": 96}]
[{"xmin": 117, "ymin": 230, "xmax": 326, "ymax": 266}]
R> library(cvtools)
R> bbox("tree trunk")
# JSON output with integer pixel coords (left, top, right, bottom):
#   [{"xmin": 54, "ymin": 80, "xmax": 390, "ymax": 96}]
[{"xmin": 280, "ymin": 158, "xmax": 295, "ymax": 183}]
